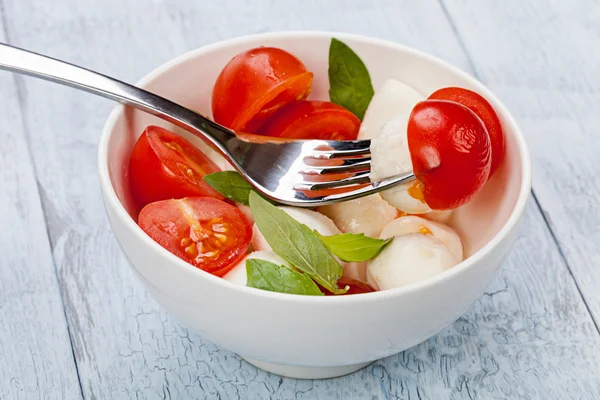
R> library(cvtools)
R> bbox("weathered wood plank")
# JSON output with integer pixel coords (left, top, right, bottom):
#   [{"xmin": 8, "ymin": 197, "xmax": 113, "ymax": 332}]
[
  {"xmin": 2, "ymin": 0, "xmax": 600, "ymax": 398},
  {"xmin": 0, "ymin": 8, "xmax": 82, "ymax": 400},
  {"xmin": 440, "ymin": 0, "xmax": 600, "ymax": 328}
]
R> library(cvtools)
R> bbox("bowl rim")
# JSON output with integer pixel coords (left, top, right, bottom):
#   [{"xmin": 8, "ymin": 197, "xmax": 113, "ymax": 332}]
[{"xmin": 97, "ymin": 30, "xmax": 532, "ymax": 304}]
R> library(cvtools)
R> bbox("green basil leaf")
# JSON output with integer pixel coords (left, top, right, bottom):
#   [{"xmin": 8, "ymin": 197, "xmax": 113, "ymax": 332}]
[
  {"xmin": 246, "ymin": 259, "xmax": 323, "ymax": 296},
  {"xmin": 203, "ymin": 171, "xmax": 254, "ymax": 205},
  {"xmin": 328, "ymin": 38, "xmax": 375, "ymax": 120},
  {"xmin": 249, "ymin": 192, "xmax": 347, "ymax": 294},
  {"xmin": 316, "ymin": 232, "xmax": 392, "ymax": 262}
]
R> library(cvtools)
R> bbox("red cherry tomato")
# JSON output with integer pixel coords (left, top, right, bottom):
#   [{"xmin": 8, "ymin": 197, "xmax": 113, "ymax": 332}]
[
  {"xmin": 407, "ymin": 100, "xmax": 491, "ymax": 210},
  {"xmin": 212, "ymin": 47, "xmax": 313, "ymax": 133},
  {"xmin": 322, "ymin": 277, "xmax": 376, "ymax": 295},
  {"xmin": 129, "ymin": 126, "xmax": 224, "ymax": 207},
  {"xmin": 429, "ymin": 87, "xmax": 504, "ymax": 176},
  {"xmin": 138, "ymin": 197, "xmax": 252, "ymax": 276},
  {"xmin": 261, "ymin": 101, "xmax": 360, "ymax": 140}
]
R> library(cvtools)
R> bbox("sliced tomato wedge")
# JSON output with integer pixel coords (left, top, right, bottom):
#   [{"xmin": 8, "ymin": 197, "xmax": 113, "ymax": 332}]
[
  {"xmin": 138, "ymin": 197, "xmax": 252, "ymax": 276},
  {"xmin": 212, "ymin": 47, "xmax": 313, "ymax": 133},
  {"xmin": 407, "ymin": 100, "xmax": 491, "ymax": 210},
  {"xmin": 261, "ymin": 101, "xmax": 361, "ymax": 140},
  {"xmin": 129, "ymin": 125, "xmax": 223, "ymax": 207},
  {"xmin": 429, "ymin": 87, "xmax": 504, "ymax": 177}
]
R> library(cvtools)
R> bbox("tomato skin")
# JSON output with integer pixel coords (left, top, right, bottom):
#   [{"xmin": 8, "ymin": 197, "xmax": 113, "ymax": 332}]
[
  {"xmin": 212, "ymin": 47, "xmax": 313, "ymax": 133},
  {"xmin": 261, "ymin": 101, "xmax": 360, "ymax": 140},
  {"xmin": 138, "ymin": 197, "xmax": 252, "ymax": 276},
  {"xmin": 407, "ymin": 100, "xmax": 491, "ymax": 210},
  {"xmin": 129, "ymin": 126, "xmax": 224, "ymax": 207},
  {"xmin": 428, "ymin": 87, "xmax": 504, "ymax": 177},
  {"xmin": 322, "ymin": 277, "xmax": 376, "ymax": 295}
]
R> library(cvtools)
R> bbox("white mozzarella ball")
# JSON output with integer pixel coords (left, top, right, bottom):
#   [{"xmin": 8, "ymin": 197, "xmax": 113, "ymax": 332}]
[
  {"xmin": 367, "ymin": 234, "xmax": 457, "ymax": 290},
  {"xmin": 379, "ymin": 216, "xmax": 463, "ymax": 261},
  {"xmin": 317, "ymin": 194, "xmax": 397, "ymax": 238},
  {"xmin": 370, "ymin": 115, "xmax": 431, "ymax": 214},
  {"xmin": 223, "ymin": 251, "xmax": 291, "ymax": 286},
  {"xmin": 423, "ymin": 210, "xmax": 453, "ymax": 224},
  {"xmin": 358, "ymin": 79, "xmax": 424, "ymax": 140},
  {"xmin": 252, "ymin": 207, "xmax": 342, "ymax": 251}
]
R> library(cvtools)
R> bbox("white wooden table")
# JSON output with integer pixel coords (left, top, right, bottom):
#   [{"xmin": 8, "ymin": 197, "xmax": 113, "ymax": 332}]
[{"xmin": 1, "ymin": 1, "xmax": 599, "ymax": 399}]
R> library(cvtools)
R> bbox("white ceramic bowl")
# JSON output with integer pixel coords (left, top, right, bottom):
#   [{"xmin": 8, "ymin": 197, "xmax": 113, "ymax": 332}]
[{"xmin": 98, "ymin": 31, "xmax": 531, "ymax": 379}]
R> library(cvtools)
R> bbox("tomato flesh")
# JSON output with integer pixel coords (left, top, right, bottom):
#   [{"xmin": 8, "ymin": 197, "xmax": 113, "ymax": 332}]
[
  {"xmin": 407, "ymin": 100, "xmax": 491, "ymax": 210},
  {"xmin": 428, "ymin": 87, "xmax": 504, "ymax": 177},
  {"xmin": 321, "ymin": 277, "xmax": 376, "ymax": 295},
  {"xmin": 129, "ymin": 126, "xmax": 224, "ymax": 207},
  {"xmin": 212, "ymin": 47, "xmax": 313, "ymax": 133},
  {"xmin": 138, "ymin": 197, "xmax": 252, "ymax": 276},
  {"xmin": 261, "ymin": 100, "xmax": 360, "ymax": 140}
]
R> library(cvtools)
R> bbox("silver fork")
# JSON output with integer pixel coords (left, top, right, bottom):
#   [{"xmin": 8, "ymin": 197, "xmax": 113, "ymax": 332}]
[{"xmin": 0, "ymin": 42, "xmax": 415, "ymax": 207}]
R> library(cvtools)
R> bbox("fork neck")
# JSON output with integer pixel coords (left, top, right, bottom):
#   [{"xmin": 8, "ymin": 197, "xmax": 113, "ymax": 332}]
[{"xmin": 0, "ymin": 42, "xmax": 237, "ymax": 153}]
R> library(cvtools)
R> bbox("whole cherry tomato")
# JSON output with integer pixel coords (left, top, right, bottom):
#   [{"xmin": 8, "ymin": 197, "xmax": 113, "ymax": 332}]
[
  {"xmin": 212, "ymin": 47, "xmax": 313, "ymax": 133},
  {"xmin": 129, "ymin": 126, "xmax": 224, "ymax": 207},
  {"xmin": 261, "ymin": 101, "xmax": 360, "ymax": 140},
  {"xmin": 138, "ymin": 197, "xmax": 252, "ymax": 276},
  {"xmin": 407, "ymin": 100, "xmax": 491, "ymax": 210},
  {"xmin": 429, "ymin": 87, "xmax": 504, "ymax": 177}
]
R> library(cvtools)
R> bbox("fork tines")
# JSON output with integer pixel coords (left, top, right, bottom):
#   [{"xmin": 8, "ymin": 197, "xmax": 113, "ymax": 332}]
[{"xmin": 294, "ymin": 139, "xmax": 372, "ymax": 192}]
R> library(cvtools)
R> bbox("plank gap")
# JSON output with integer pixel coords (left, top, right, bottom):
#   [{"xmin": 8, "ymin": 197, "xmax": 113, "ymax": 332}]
[
  {"xmin": 437, "ymin": 0, "xmax": 600, "ymax": 335},
  {"xmin": 0, "ymin": 0, "xmax": 87, "ymax": 397},
  {"xmin": 531, "ymin": 191, "xmax": 600, "ymax": 335},
  {"xmin": 437, "ymin": 0, "xmax": 479, "ymax": 76}
]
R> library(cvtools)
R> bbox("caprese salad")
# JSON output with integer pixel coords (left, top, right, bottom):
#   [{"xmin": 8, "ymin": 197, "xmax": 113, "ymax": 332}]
[{"xmin": 128, "ymin": 38, "xmax": 504, "ymax": 296}]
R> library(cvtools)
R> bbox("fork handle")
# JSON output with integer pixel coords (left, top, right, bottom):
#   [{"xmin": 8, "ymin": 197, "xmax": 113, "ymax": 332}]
[{"xmin": 0, "ymin": 42, "xmax": 235, "ymax": 152}]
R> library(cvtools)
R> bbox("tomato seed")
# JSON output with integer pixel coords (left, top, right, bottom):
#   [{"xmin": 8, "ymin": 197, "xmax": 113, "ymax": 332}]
[
  {"xmin": 157, "ymin": 221, "xmax": 178, "ymax": 236},
  {"xmin": 212, "ymin": 223, "xmax": 226, "ymax": 232}
]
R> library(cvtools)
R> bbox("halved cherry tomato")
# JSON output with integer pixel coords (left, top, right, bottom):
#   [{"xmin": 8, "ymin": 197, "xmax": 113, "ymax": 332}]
[
  {"xmin": 129, "ymin": 126, "xmax": 223, "ymax": 207},
  {"xmin": 138, "ymin": 197, "xmax": 252, "ymax": 276},
  {"xmin": 407, "ymin": 100, "xmax": 491, "ymax": 210},
  {"xmin": 429, "ymin": 87, "xmax": 504, "ymax": 177},
  {"xmin": 321, "ymin": 277, "xmax": 376, "ymax": 295},
  {"xmin": 261, "ymin": 101, "xmax": 361, "ymax": 140},
  {"xmin": 212, "ymin": 47, "xmax": 313, "ymax": 133}
]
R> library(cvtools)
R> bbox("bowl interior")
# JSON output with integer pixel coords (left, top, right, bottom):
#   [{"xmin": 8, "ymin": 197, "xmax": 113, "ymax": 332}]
[{"xmin": 104, "ymin": 32, "xmax": 525, "ymax": 260}]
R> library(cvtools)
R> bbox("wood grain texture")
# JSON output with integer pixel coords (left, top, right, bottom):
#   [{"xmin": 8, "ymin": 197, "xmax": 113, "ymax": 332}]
[
  {"xmin": 1, "ymin": 0, "xmax": 600, "ymax": 398},
  {"xmin": 0, "ymin": 8, "xmax": 82, "ymax": 400},
  {"xmin": 440, "ymin": 0, "xmax": 600, "ymax": 325}
]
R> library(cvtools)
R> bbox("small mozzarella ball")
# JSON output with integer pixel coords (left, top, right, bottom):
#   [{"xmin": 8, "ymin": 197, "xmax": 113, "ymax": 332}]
[
  {"xmin": 237, "ymin": 204, "xmax": 254, "ymax": 224},
  {"xmin": 379, "ymin": 216, "xmax": 463, "ymax": 261},
  {"xmin": 370, "ymin": 115, "xmax": 432, "ymax": 214},
  {"xmin": 252, "ymin": 207, "xmax": 341, "ymax": 251},
  {"xmin": 343, "ymin": 261, "xmax": 368, "ymax": 284},
  {"xmin": 358, "ymin": 79, "xmax": 424, "ymax": 140},
  {"xmin": 367, "ymin": 234, "xmax": 457, "ymax": 290},
  {"xmin": 223, "ymin": 251, "xmax": 291, "ymax": 286},
  {"xmin": 423, "ymin": 210, "xmax": 452, "ymax": 224},
  {"xmin": 317, "ymin": 194, "xmax": 397, "ymax": 238}
]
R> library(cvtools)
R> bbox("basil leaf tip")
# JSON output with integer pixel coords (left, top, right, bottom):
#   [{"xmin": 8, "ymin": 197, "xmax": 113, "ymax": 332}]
[
  {"xmin": 249, "ymin": 192, "xmax": 347, "ymax": 294},
  {"xmin": 246, "ymin": 259, "xmax": 323, "ymax": 296},
  {"xmin": 328, "ymin": 37, "xmax": 375, "ymax": 120},
  {"xmin": 203, "ymin": 171, "xmax": 254, "ymax": 205},
  {"xmin": 316, "ymin": 232, "xmax": 391, "ymax": 262}
]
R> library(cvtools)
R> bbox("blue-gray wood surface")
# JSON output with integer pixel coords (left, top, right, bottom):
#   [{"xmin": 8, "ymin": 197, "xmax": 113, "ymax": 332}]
[{"xmin": 1, "ymin": 0, "xmax": 599, "ymax": 399}]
